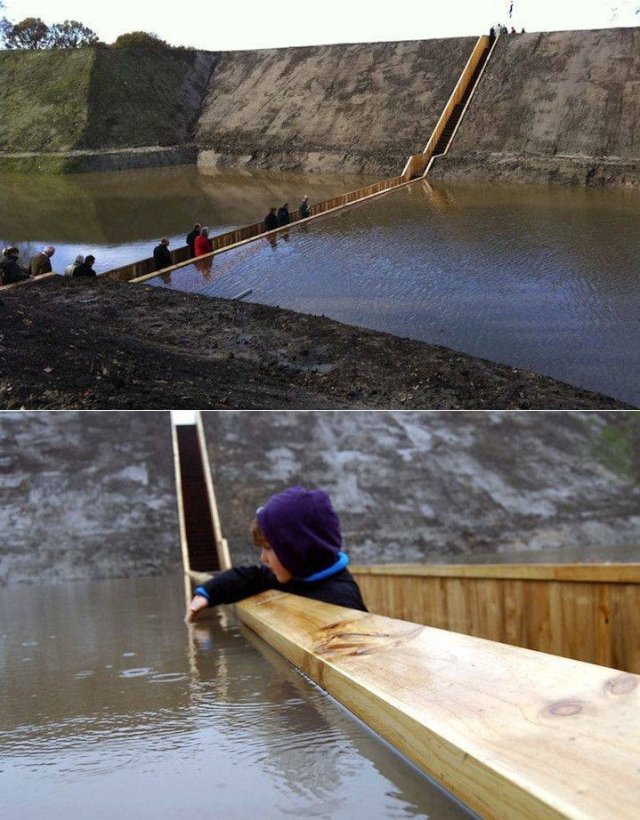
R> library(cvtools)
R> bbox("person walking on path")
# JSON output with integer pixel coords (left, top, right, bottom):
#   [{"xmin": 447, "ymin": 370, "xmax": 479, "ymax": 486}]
[
  {"xmin": 72, "ymin": 255, "xmax": 97, "ymax": 277},
  {"xmin": 277, "ymin": 203, "xmax": 290, "ymax": 227},
  {"xmin": 264, "ymin": 208, "xmax": 278, "ymax": 231},
  {"xmin": 64, "ymin": 255, "xmax": 84, "ymax": 276},
  {"xmin": 185, "ymin": 486, "xmax": 367, "ymax": 623},
  {"xmin": 30, "ymin": 246, "xmax": 55, "ymax": 277},
  {"xmin": 298, "ymin": 195, "xmax": 310, "ymax": 219},
  {"xmin": 1, "ymin": 247, "xmax": 30, "ymax": 285},
  {"xmin": 194, "ymin": 227, "xmax": 213, "ymax": 257},
  {"xmin": 153, "ymin": 238, "xmax": 172, "ymax": 271},
  {"xmin": 186, "ymin": 223, "xmax": 201, "ymax": 257}
]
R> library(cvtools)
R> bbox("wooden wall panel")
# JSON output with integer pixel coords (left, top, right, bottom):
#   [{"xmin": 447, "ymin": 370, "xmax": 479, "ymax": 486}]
[{"xmin": 351, "ymin": 565, "xmax": 640, "ymax": 673}]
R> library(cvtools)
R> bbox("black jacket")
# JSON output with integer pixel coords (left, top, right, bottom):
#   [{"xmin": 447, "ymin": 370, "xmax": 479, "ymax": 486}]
[
  {"xmin": 153, "ymin": 244, "xmax": 172, "ymax": 271},
  {"xmin": 72, "ymin": 262, "xmax": 96, "ymax": 277},
  {"xmin": 0, "ymin": 257, "xmax": 30, "ymax": 285},
  {"xmin": 186, "ymin": 228, "xmax": 199, "ymax": 256},
  {"xmin": 196, "ymin": 564, "xmax": 367, "ymax": 612},
  {"xmin": 277, "ymin": 206, "xmax": 290, "ymax": 226},
  {"xmin": 264, "ymin": 212, "xmax": 278, "ymax": 231}
]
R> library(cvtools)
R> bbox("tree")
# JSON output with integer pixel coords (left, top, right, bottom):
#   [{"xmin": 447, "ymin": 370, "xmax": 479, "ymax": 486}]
[
  {"xmin": 111, "ymin": 31, "xmax": 169, "ymax": 49},
  {"xmin": 1, "ymin": 15, "xmax": 100, "ymax": 50},
  {"xmin": 3, "ymin": 17, "xmax": 50, "ymax": 49},
  {"xmin": 49, "ymin": 20, "xmax": 100, "ymax": 49}
]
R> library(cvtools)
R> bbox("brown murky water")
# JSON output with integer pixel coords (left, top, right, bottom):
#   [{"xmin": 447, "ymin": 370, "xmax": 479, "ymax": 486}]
[
  {"xmin": 0, "ymin": 575, "xmax": 473, "ymax": 819},
  {"xmin": 2, "ymin": 167, "xmax": 638, "ymax": 404}
]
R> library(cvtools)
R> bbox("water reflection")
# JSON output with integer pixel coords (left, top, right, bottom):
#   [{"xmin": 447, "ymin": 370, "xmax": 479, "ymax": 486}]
[
  {"xmin": 0, "ymin": 576, "xmax": 472, "ymax": 819},
  {"xmin": 0, "ymin": 167, "xmax": 377, "ymax": 273},
  {"xmin": 4, "ymin": 164, "xmax": 637, "ymax": 403},
  {"xmin": 147, "ymin": 181, "xmax": 640, "ymax": 405}
]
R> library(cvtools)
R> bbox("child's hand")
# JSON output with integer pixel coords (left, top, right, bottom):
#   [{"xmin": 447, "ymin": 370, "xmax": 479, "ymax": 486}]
[{"xmin": 185, "ymin": 594, "xmax": 209, "ymax": 623}]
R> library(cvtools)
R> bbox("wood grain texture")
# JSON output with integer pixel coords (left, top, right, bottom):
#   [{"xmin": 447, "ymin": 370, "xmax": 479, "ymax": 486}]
[
  {"xmin": 236, "ymin": 591, "xmax": 640, "ymax": 819},
  {"xmin": 351, "ymin": 565, "xmax": 640, "ymax": 672}
]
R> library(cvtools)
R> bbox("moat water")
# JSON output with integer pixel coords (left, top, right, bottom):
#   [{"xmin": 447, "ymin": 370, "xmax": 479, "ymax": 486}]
[
  {"xmin": 2, "ymin": 167, "xmax": 638, "ymax": 405},
  {"xmin": 0, "ymin": 575, "xmax": 473, "ymax": 819}
]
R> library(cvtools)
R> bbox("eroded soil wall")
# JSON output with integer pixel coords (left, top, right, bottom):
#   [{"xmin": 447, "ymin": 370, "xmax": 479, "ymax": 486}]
[{"xmin": 430, "ymin": 28, "xmax": 640, "ymax": 187}]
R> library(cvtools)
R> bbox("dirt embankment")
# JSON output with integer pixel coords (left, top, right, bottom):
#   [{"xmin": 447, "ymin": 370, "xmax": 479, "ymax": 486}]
[
  {"xmin": 1, "ymin": 30, "xmax": 638, "ymax": 183},
  {"xmin": 202, "ymin": 411, "xmax": 640, "ymax": 566},
  {"xmin": 195, "ymin": 39, "xmax": 474, "ymax": 176},
  {"xmin": 0, "ymin": 278, "xmax": 631, "ymax": 410},
  {"xmin": 431, "ymin": 28, "xmax": 640, "ymax": 188}
]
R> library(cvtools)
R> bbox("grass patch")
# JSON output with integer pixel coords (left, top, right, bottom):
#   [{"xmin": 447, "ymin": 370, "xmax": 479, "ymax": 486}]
[
  {"xmin": 80, "ymin": 48, "xmax": 196, "ymax": 149},
  {"xmin": 0, "ymin": 50, "xmax": 95, "ymax": 152}
]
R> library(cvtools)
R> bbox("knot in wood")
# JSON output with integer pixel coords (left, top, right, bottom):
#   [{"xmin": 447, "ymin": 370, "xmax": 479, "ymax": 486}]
[
  {"xmin": 605, "ymin": 674, "xmax": 638, "ymax": 696},
  {"xmin": 546, "ymin": 699, "xmax": 584, "ymax": 717}
]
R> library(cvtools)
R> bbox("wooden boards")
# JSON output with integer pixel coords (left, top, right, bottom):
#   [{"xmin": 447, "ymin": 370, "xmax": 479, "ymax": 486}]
[
  {"xmin": 351, "ymin": 564, "xmax": 640, "ymax": 673},
  {"xmin": 236, "ymin": 590, "xmax": 640, "ymax": 819}
]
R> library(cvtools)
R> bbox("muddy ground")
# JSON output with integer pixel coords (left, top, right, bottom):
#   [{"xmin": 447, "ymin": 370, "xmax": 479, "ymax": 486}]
[{"xmin": 0, "ymin": 277, "xmax": 631, "ymax": 410}]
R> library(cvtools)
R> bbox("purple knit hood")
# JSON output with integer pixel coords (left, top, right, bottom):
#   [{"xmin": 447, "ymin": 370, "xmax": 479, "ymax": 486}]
[{"xmin": 256, "ymin": 486, "xmax": 342, "ymax": 578}]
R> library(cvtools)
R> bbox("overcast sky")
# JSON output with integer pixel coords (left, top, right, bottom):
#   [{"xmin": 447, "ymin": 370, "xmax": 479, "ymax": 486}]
[{"xmin": 2, "ymin": 0, "xmax": 638, "ymax": 50}]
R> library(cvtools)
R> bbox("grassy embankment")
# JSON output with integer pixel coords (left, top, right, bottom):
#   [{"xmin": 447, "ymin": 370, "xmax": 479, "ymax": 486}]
[{"xmin": 0, "ymin": 48, "xmax": 198, "ymax": 174}]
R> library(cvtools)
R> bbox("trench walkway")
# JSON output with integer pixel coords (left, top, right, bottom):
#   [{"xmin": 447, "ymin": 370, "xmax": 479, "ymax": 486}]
[
  {"xmin": 173, "ymin": 413, "xmax": 640, "ymax": 819},
  {"xmin": 0, "ymin": 33, "xmax": 496, "ymax": 294}
]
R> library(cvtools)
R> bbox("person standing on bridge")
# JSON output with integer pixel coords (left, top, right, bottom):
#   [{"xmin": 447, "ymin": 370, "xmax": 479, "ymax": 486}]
[
  {"xmin": 298, "ymin": 195, "xmax": 310, "ymax": 219},
  {"xmin": 185, "ymin": 486, "xmax": 368, "ymax": 621},
  {"xmin": 153, "ymin": 238, "xmax": 172, "ymax": 271},
  {"xmin": 264, "ymin": 208, "xmax": 278, "ymax": 231},
  {"xmin": 72, "ymin": 255, "xmax": 97, "ymax": 277},
  {"xmin": 186, "ymin": 223, "xmax": 201, "ymax": 257},
  {"xmin": 64, "ymin": 255, "xmax": 84, "ymax": 276},
  {"xmin": 277, "ymin": 203, "xmax": 290, "ymax": 227},
  {"xmin": 194, "ymin": 226, "xmax": 213, "ymax": 257},
  {"xmin": 30, "ymin": 246, "xmax": 55, "ymax": 278}
]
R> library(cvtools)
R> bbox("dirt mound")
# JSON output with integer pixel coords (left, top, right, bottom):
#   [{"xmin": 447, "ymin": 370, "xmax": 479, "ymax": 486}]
[{"xmin": 0, "ymin": 277, "xmax": 631, "ymax": 410}]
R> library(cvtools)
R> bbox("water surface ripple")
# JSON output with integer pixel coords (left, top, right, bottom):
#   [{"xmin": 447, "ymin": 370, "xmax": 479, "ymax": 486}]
[
  {"xmin": 0, "ymin": 576, "xmax": 473, "ymax": 819},
  {"xmin": 150, "ymin": 181, "xmax": 640, "ymax": 405}
]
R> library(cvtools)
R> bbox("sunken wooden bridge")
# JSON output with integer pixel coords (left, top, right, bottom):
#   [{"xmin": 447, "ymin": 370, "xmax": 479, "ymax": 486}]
[{"xmin": 172, "ymin": 412, "xmax": 640, "ymax": 818}]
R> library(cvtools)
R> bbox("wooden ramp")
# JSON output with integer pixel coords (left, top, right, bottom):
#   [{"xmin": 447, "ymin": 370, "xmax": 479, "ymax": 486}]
[
  {"xmin": 172, "ymin": 417, "xmax": 231, "ymax": 577},
  {"xmin": 236, "ymin": 590, "xmax": 640, "ymax": 819}
]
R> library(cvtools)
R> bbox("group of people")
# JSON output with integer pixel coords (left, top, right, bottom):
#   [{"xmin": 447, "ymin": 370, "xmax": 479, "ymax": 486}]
[
  {"xmin": 490, "ymin": 24, "xmax": 524, "ymax": 35},
  {"xmin": 172, "ymin": 195, "xmax": 312, "ymax": 269},
  {"xmin": 0, "ymin": 245, "xmax": 97, "ymax": 286},
  {"xmin": 4, "ymin": 193, "xmax": 315, "ymax": 285},
  {"xmin": 264, "ymin": 196, "xmax": 310, "ymax": 232}
]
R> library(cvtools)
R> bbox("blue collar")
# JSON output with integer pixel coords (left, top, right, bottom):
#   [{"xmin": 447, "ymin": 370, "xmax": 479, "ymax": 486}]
[{"xmin": 298, "ymin": 551, "xmax": 349, "ymax": 583}]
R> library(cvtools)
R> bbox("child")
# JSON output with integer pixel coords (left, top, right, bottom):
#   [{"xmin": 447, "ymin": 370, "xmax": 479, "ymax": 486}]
[{"xmin": 185, "ymin": 486, "xmax": 367, "ymax": 622}]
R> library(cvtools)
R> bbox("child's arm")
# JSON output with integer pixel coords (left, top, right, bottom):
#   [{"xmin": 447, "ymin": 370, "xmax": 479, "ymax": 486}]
[{"xmin": 184, "ymin": 565, "xmax": 277, "ymax": 622}]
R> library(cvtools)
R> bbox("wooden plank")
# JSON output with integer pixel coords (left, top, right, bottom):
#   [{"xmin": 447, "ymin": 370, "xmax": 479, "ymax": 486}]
[
  {"xmin": 236, "ymin": 591, "xmax": 640, "ymax": 819},
  {"xmin": 0, "ymin": 271, "xmax": 56, "ymax": 291},
  {"xmin": 350, "ymin": 567, "xmax": 640, "ymax": 673},
  {"xmin": 351, "ymin": 563, "xmax": 640, "ymax": 583}
]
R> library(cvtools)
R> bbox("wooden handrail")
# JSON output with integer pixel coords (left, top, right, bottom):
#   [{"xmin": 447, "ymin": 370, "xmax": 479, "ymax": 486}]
[
  {"xmin": 0, "ymin": 272, "xmax": 56, "ymax": 291},
  {"xmin": 236, "ymin": 590, "xmax": 640, "ymax": 819}
]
